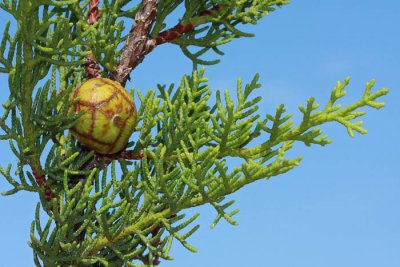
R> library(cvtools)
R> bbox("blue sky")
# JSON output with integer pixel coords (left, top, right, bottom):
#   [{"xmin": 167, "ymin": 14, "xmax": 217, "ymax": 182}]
[{"xmin": 0, "ymin": 1, "xmax": 399, "ymax": 266}]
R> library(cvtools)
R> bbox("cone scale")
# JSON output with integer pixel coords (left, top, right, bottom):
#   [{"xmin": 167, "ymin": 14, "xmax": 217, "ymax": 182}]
[{"xmin": 68, "ymin": 78, "xmax": 137, "ymax": 154}]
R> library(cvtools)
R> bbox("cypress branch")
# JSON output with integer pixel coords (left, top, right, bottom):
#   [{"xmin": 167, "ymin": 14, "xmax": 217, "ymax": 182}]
[{"xmin": 0, "ymin": 1, "xmax": 389, "ymax": 265}]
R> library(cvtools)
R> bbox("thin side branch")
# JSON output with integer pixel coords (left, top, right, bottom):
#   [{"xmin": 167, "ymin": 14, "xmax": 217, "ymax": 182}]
[{"xmin": 155, "ymin": 4, "xmax": 223, "ymax": 46}]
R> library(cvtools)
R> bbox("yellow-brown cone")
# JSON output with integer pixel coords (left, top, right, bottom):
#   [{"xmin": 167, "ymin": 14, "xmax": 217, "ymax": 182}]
[{"xmin": 67, "ymin": 78, "xmax": 137, "ymax": 154}]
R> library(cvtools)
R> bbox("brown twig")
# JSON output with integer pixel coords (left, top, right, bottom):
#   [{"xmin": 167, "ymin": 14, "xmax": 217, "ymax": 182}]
[
  {"xmin": 83, "ymin": 0, "xmax": 102, "ymax": 79},
  {"xmin": 76, "ymin": 149, "xmax": 148, "ymax": 173},
  {"xmin": 111, "ymin": 0, "xmax": 159, "ymax": 86},
  {"xmin": 31, "ymin": 166, "xmax": 56, "ymax": 203},
  {"xmin": 154, "ymin": 4, "xmax": 223, "ymax": 46},
  {"xmin": 88, "ymin": 0, "xmax": 100, "ymax": 24}
]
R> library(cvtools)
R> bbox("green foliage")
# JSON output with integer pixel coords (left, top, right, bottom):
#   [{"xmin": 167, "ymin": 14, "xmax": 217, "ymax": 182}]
[
  {"xmin": 0, "ymin": 0, "xmax": 389, "ymax": 266},
  {"xmin": 7, "ymin": 68, "xmax": 387, "ymax": 265}
]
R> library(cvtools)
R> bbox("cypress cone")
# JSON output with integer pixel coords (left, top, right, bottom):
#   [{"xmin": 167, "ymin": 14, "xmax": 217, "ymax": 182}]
[{"xmin": 67, "ymin": 78, "xmax": 137, "ymax": 154}]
